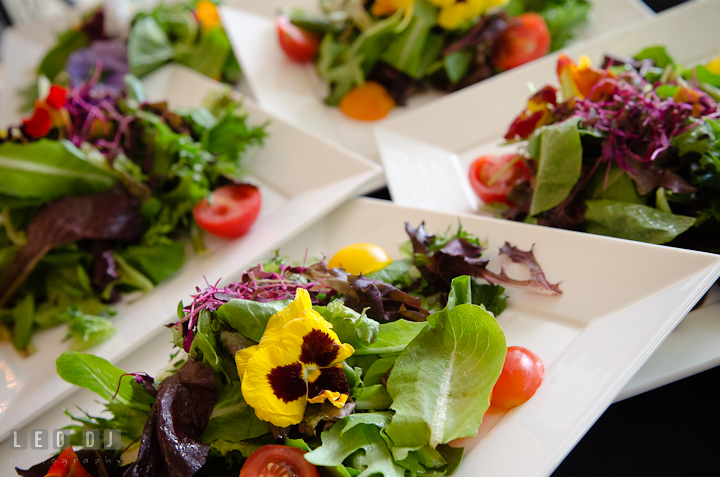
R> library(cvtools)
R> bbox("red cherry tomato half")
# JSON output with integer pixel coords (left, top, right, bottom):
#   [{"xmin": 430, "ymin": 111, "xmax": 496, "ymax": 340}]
[
  {"xmin": 491, "ymin": 13, "xmax": 550, "ymax": 72},
  {"xmin": 468, "ymin": 154, "xmax": 531, "ymax": 205},
  {"xmin": 276, "ymin": 15, "xmax": 320, "ymax": 63},
  {"xmin": 239, "ymin": 445, "xmax": 320, "ymax": 477},
  {"xmin": 491, "ymin": 346, "xmax": 545, "ymax": 410},
  {"xmin": 193, "ymin": 184, "xmax": 261, "ymax": 238}
]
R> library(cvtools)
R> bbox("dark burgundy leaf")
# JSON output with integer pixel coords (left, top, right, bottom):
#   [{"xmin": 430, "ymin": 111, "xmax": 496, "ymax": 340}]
[
  {"xmin": 0, "ymin": 189, "xmax": 142, "ymax": 307},
  {"xmin": 343, "ymin": 275, "xmax": 425, "ymax": 322},
  {"xmin": 125, "ymin": 359, "xmax": 217, "ymax": 477},
  {"xmin": 367, "ymin": 63, "xmax": 418, "ymax": 106},
  {"xmin": 16, "ymin": 449, "xmax": 124, "ymax": 477},
  {"xmin": 444, "ymin": 12, "xmax": 508, "ymax": 56},
  {"xmin": 627, "ymin": 159, "xmax": 696, "ymax": 196}
]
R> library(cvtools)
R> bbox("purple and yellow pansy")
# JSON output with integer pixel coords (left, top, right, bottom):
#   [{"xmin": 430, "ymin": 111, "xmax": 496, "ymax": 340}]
[{"xmin": 237, "ymin": 289, "xmax": 355, "ymax": 427}]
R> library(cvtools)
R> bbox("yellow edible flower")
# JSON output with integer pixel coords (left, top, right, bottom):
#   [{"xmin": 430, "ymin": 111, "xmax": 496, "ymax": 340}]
[
  {"xmin": 429, "ymin": 0, "xmax": 508, "ymax": 30},
  {"xmin": 707, "ymin": 54, "xmax": 720, "ymax": 75},
  {"xmin": 237, "ymin": 289, "xmax": 355, "ymax": 427},
  {"xmin": 196, "ymin": 0, "xmax": 220, "ymax": 31}
]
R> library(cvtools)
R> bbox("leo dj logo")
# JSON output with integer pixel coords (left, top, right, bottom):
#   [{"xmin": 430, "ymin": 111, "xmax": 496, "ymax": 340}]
[{"xmin": 10, "ymin": 429, "xmax": 121, "ymax": 451}]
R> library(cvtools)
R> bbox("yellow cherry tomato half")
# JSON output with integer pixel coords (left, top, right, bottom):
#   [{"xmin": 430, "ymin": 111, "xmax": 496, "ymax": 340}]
[{"xmin": 328, "ymin": 243, "xmax": 392, "ymax": 275}]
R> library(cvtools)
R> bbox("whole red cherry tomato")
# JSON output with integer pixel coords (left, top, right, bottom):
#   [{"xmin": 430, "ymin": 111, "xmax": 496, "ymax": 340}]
[
  {"xmin": 468, "ymin": 154, "xmax": 531, "ymax": 205},
  {"xmin": 276, "ymin": 15, "xmax": 320, "ymax": 63},
  {"xmin": 193, "ymin": 184, "xmax": 261, "ymax": 238},
  {"xmin": 491, "ymin": 346, "xmax": 545, "ymax": 409},
  {"xmin": 491, "ymin": 13, "xmax": 551, "ymax": 72}
]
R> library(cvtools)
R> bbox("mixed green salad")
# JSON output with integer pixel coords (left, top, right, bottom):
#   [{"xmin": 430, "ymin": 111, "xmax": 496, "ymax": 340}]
[
  {"xmin": 22, "ymin": 0, "xmax": 239, "ymax": 111},
  {"xmin": 469, "ymin": 46, "xmax": 720, "ymax": 253},
  {"xmin": 0, "ymin": 71, "xmax": 266, "ymax": 353},
  {"xmin": 16, "ymin": 222, "xmax": 560, "ymax": 476},
  {"xmin": 277, "ymin": 0, "xmax": 590, "ymax": 120}
]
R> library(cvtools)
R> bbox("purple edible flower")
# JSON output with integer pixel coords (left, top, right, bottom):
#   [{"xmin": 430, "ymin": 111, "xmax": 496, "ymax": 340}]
[{"xmin": 66, "ymin": 39, "xmax": 129, "ymax": 96}]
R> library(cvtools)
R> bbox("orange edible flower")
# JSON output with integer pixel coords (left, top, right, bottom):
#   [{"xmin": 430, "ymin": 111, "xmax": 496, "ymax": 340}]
[
  {"xmin": 44, "ymin": 448, "xmax": 92, "ymax": 477},
  {"xmin": 196, "ymin": 0, "xmax": 220, "ymax": 31},
  {"xmin": 339, "ymin": 81, "xmax": 396, "ymax": 121},
  {"xmin": 557, "ymin": 53, "xmax": 615, "ymax": 101},
  {"xmin": 674, "ymin": 86, "xmax": 705, "ymax": 117}
]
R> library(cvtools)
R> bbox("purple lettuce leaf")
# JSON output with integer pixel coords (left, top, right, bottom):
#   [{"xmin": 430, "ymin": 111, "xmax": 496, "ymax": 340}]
[
  {"xmin": 481, "ymin": 243, "xmax": 562, "ymax": 296},
  {"xmin": 0, "ymin": 189, "xmax": 142, "ymax": 307},
  {"xmin": 302, "ymin": 261, "xmax": 427, "ymax": 322},
  {"xmin": 125, "ymin": 359, "xmax": 217, "ymax": 477},
  {"xmin": 406, "ymin": 221, "xmax": 562, "ymax": 296}
]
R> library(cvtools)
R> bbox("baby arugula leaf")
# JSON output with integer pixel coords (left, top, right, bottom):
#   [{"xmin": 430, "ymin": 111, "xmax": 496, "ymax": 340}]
[
  {"xmin": 384, "ymin": 277, "xmax": 506, "ymax": 449},
  {"xmin": 56, "ymin": 351, "xmax": 155, "ymax": 411}
]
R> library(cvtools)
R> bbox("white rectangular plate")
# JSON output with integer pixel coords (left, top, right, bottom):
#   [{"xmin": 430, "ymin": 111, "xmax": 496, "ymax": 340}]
[
  {"xmin": 1, "ymin": 197, "xmax": 719, "ymax": 476},
  {"xmin": 0, "ymin": 64, "xmax": 380, "ymax": 441},
  {"xmin": 376, "ymin": 0, "xmax": 720, "ymax": 399},
  {"xmin": 219, "ymin": 0, "xmax": 653, "ymax": 192}
]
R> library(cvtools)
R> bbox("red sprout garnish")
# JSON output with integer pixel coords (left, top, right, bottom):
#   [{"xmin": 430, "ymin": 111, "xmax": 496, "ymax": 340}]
[
  {"xmin": 173, "ymin": 263, "xmax": 336, "ymax": 352},
  {"xmin": 558, "ymin": 70, "xmax": 719, "ymax": 174}
]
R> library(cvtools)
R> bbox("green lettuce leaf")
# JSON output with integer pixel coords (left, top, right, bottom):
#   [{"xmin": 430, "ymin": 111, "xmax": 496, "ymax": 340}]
[
  {"xmin": 583, "ymin": 200, "xmax": 696, "ymax": 244},
  {"xmin": 381, "ymin": 0, "xmax": 439, "ymax": 79},
  {"xmin": 305, "ymin": 414, "xmax": 404, "ymax": 477},
  {"xmin": 127, "ymin": 15, "xmax": 176, "ymax": 77},
  {"xmin": 353, "ymin": 320, "xmax": 427, "ymax": 356},
  {"xmin": 315, "ymin": 300, "xmax": 379, "ymax": 347},
  {"xmin": 529, "ymin": 117, "xmax": 583, "ymax": 216},
  {"xmin": 585, "ymin": 165, "xmax": 644, "ymax": 204},
  {"xmin": 354, "ymin": 385, "xmax": 393, "ymax": 410},
  {"xmin": 217, "ymin": 299, "xmax": 291, "ymax": 342},
  {"xmin": 65, "ymin": 313, "xmax": 116, "ymax": 351},
  {"xmin": 0, "ymin": 140, "xmax": 116, "ymax": 201},
  {"xmin": 176, "ymin": 27, "xmax": 232, "ymax": 80},
  {"xmin": 120, "ymin": 241, "xmax": 185, "ymax": 285},
  {"xmin": 201, "ymin": 381, "xmax": 270, "ymax": 442},
  {"xmin": 384, "ymin": 299, "xmax": 506, "ymax": 448}
]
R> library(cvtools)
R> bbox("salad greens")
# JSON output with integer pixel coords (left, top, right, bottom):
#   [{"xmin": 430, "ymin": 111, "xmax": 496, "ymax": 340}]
[
  {"xmin": 18, "ymin": 222, "xmax": 560, "ymax": 476},
  {"xmin": 289, "ymin": 0, "xmax": 589, "ymax": 107},
  {"xmin": 23, "ymin": 1, "xmax": 239, "ymax": 112},
  {"xmin": 495, "ymin": 47, "xmax": 720, "ymax": 253},
  {"xmin": 0, "ymin": 72, "xmax": 266, "ymax": 352}
]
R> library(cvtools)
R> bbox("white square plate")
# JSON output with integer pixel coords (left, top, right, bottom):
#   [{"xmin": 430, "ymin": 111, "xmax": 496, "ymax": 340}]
[
  {"xmin": 219, "ymin": 0, "xmax": 653, "ymax": 191},
  {"xmin": 1, "ymin": 198, "xmax": 719, "ymax": 476},
  {"xmin": 0, "ymin": 64, "xmax": 380, "ymax": 441},
  {"xmin": 375, "ymin": 0, "xmax": 720, "ymax": 398}
]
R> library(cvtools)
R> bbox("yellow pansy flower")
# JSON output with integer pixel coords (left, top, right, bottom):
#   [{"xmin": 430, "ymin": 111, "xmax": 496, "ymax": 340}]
[
  {"xmin": 238, "ymin": 289, "xmax": 355, "ymax": 427},
  {"xmin": 196, "ymin": 0, "xmax": 220, "ymax": 31}
]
